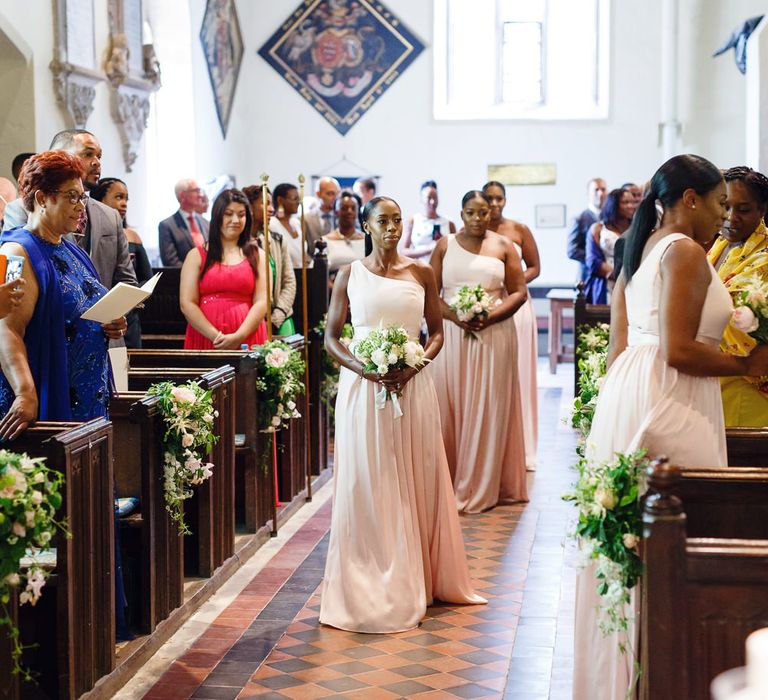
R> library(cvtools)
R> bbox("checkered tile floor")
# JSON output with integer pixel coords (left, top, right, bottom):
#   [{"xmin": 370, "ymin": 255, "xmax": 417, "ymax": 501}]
[{"xmin": 143, "ymin": 381, "xmax": 576, "ymax": 700}]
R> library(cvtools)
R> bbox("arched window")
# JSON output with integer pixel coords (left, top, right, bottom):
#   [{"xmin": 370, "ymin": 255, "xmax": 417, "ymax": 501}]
[{"xmin": 434, "ymin": 0, "xmax": 610, "ymax": 120}]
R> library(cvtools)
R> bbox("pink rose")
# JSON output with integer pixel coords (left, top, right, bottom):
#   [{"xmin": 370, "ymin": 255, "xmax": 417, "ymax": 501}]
[{"xmin": 733, "ymin": 306, "xmax": 759, "ymax": 333}]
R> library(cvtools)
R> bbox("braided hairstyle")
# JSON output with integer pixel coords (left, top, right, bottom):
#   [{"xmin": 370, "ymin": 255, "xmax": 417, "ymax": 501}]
[{"xmin": 723, "ymin": 166, "xmax": 768, "ymax": 223}]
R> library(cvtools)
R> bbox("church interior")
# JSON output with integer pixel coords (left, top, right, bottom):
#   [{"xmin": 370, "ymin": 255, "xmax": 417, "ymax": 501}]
[{"xmin": 1, "ymin": 1, "xmax": 768, "ymax": 699}]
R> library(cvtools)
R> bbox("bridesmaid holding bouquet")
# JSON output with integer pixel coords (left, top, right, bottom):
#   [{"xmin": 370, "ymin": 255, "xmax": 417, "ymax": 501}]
[{"xmin": 430, "ymin": 190, "xmax": 529, "ymax": 513}]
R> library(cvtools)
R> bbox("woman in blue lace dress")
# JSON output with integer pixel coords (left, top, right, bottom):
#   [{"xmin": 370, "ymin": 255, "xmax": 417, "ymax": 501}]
[{"xmin": 0, "ymin": 151, "xmax": 127, "ymax": 439}]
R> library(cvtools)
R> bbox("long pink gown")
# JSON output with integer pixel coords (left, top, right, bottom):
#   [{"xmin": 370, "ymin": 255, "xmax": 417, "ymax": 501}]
[
  {"xmin": 432, "ymin": 235, "xmax": 528, "ymax": 513},
  {"xmin": 573, "ymin": 233, "xmax": 733, "ymax": 700},
  {"xmin": 512, "ymin": 241, "xmax": 538, "ymax": 471},
  {"xmin": 319, "ymin": 261, "xmax": 485, "ymax": 633}
]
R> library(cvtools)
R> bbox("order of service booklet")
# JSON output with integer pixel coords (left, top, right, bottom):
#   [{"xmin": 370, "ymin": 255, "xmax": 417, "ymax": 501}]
[{"xmin": 81, "ymin": 271, "xmax": 162, "ymax": 323}]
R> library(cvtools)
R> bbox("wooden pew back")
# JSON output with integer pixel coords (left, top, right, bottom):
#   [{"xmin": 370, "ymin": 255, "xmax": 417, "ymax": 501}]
[
  {"xmin": 641, "ymin": 461, "xmax": 768, "ymax": 700},
  {"xmin": 2, "ymin": 419, "xmax": 114, "ymax": 700},
  {"xmin": 138, "ymin": 267, "xmax": 185, "ymax": 348}
]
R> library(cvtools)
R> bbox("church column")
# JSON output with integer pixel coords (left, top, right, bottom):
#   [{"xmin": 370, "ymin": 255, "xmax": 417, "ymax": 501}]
[{"xmin": 660, "ymin": 0, "xmax": 681, "ymax": 160}]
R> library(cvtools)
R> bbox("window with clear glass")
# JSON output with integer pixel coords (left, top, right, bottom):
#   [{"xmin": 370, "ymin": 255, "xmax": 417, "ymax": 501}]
[{"xmin": 434, "ymin": 0, "xmax": 609, "ymax": 120}]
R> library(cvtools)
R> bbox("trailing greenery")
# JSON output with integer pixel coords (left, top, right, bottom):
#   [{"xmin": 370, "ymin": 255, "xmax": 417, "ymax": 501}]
[
  {"xmin": 0, "ymin": 450, "xmax": 67, "ymax": 679},
  {"xmin": 148, "ymin": 381, "xmax": 218, "ymax": 534}
]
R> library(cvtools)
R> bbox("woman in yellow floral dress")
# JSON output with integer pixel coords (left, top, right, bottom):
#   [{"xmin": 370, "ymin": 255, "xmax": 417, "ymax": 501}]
[{"xmin": 707, "ymin": 166, "xmax": 768, "ymax": 426}]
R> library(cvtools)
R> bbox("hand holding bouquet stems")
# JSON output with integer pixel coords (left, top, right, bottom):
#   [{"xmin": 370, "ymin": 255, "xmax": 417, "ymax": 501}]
[
  {"xmin": 449, "ymin": 284, "xmax": 495, "ymax": 337},
  {"xmin": 353, "ymin": 325, "xmax": 428, "ymax": 414}
]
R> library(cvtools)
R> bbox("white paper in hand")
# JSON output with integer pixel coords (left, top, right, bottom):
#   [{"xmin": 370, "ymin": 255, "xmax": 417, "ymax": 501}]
[{"xmin": 81, "ymin": 272, "xmax": 162, "ymax": 323}]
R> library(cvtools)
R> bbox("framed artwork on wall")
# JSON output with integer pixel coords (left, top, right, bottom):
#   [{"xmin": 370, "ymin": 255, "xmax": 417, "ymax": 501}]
[
  {"xmin": 200, "ymin": 0, "xmax": 244, "ymax": 137},
  {"xmin": 258, "ymin": 0, "xmax": 425, "ymax": 136},
  {"xmin": 535, "ymin": 204, "xmax": 567, "ymax": 229}
]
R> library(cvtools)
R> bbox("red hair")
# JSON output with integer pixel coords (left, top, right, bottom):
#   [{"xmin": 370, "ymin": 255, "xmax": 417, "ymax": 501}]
[{"xmin": 18, "ymin": 150, "xmax": 85, "ymax": 212}]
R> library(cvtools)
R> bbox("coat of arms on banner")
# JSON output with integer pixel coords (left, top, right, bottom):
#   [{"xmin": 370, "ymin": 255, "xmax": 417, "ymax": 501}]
[
  {"xmin": 200, "ymin": 0, "xmax": 244, "ymax": 137},
  {"xmin": 258, "ymin": 0, "xmax": 425, "ymax": 135}
]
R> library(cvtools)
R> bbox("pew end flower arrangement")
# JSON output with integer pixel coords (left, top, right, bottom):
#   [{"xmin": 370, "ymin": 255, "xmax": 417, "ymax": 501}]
[
  {"xmin": 253, "ymin": 339, "xmax": 305, "ymax": 433},
  {"xmin": 149, "ymin": 382, "xmax": 218, "ymax": 535},
  {"xmin": 448, "ymin": 284, "xmax": 494, "ymax": 339},
  {"xmin": 565, "ymin": 320, "xmax": 648, "ymax": 689},
  {"xmin": 0, "ymin": 450, "xmax": 67, "ymax": 679}
]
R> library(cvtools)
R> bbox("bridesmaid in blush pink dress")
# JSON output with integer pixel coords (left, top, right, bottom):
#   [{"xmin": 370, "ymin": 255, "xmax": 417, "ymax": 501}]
[
  {"xmin": 430, "ymin": 190, "xmax": 529, "ymax": 513},
  {"xmin": 319, "ymin": 196, "xmax": 485, "ymax": 634},
  {"xmin": 483, "ymin": 180, "xmax": 540, "ymax": 471}
]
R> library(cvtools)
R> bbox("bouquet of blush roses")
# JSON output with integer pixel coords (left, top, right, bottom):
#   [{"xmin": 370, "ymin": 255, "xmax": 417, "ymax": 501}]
[
  {"xmin": 732, "ymin": 274, "xmax": 768, "ymax": 344},
  {"xmin": 353, "ymin": 325, "xmax": 427, "ymax": 418},
  {"xmin": 449, "ymin": 284, "xmax": 494, "ymax": 338}
]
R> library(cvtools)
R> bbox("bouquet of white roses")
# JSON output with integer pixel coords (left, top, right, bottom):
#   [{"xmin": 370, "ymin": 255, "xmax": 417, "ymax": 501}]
[
  {"xmin": 732, "ymin": 274, "xmax": 768, "ymax": 344},
  {"xmin": 353, "ymin": 325, "xmax": 427, "ymax": 417},
  {"xmin": 449, "ymin": 284, "xmax": 494, "ymax": 338}
]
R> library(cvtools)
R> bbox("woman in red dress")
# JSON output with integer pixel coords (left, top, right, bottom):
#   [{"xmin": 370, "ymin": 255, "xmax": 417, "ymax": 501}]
[{"xmin": 180, "ymin": 188, "xmax": 268, "ymax": 349}]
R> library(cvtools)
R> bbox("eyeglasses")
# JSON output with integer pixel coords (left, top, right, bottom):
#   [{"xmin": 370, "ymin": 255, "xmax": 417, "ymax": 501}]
[{"xmin": 52, "ymin": 190, "xmax": 88, "ymax": 205}]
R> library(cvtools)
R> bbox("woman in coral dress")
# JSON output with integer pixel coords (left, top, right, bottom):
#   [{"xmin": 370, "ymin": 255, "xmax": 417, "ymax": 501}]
[
  {"xmin": 573, "ymin": 155, "xmax": 768, "ymax": 700},
  {"xmin": 320, "ymin": 196, "xmax": 485, "ymax": 633},
  {"xmin": 430, "ymin": 190, "xmax": 529, "ymax": 513},
  {"xmin": 180, "ymin": 188, "xmax": 267, "ymax": 349},
  {"xmin": 483, "ymin": 180, "xmax": 540, "ymax": 471}
]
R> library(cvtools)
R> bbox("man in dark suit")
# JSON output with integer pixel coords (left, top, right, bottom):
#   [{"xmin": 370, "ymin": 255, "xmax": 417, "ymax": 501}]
[
  {"xmin": 567, "ymin": 177, "xmax": 607, "ymax": 281},
  {"xmin": 158, "ymin": 179, "xmax": 210, "ymax": 266}
]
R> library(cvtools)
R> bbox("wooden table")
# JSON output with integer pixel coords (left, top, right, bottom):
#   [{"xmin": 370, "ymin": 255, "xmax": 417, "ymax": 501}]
[{"xmin": 546, "ymin": 288, "xmax": 575, "ymax": 373}]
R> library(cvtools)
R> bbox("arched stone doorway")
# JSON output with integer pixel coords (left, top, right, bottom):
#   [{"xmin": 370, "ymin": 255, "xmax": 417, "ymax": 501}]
[{"xmin": 0, "ymin": 14, "xmax": 35, "ymax": 181}]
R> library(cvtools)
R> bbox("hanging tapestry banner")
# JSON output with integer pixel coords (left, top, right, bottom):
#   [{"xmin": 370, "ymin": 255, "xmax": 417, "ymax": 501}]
[{"xmin": 258, "ymin": 0, "xmax": 425, "ymax": 135}]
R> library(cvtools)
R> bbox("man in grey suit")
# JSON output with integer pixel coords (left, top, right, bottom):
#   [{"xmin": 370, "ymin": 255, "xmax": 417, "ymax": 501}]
[
  {"xmin": 3, "ymin": 129, "xmax": 137, "ymax": 291},
  {"xmin": 158, "ymin": 179, "xmax": 210, "ymax": 266},
  {"xmin": 304, "ymin": 176, "xmax": 340, "ymax": 250}
]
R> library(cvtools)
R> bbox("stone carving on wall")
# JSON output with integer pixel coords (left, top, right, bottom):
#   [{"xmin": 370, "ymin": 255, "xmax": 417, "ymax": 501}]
[
  {"xmin": 51, "ymin": 0, "xmax": 103, "ymax": 128},
  {"xmin": 106, "ymin": 0, "xmax": 160, "ymax": 171}
]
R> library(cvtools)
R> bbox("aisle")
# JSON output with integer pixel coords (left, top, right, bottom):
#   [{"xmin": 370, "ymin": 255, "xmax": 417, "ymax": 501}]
[{"xmin": 118, "ymin": 362, "xmax": 577, "ymax": 700}]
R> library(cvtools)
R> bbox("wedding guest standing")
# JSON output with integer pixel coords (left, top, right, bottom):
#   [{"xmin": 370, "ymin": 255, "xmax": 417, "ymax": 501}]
[
  {"xmin": 180, "ymin": 189, "xmax": 267, "ymax": 350},
  {"xmin": 243, "ymin": 184, "xmax": 296, "ymax": 336},
  {"xmin": 430, "ymin": 190, "xmax": 528, "ymax": 512},
  {"xmin": 401, "ymin": 180, "xmax": 456, "ymax": 261},
  {"xmin": 707, "ymin": 166, "xmax": 768, "ymax": 426},
  {"xmin": 323, "ymin": 191, "xmax": 365, "ymax": 278},
  {"xmin": 483, "ymin": 180, "xmax": 540, "ymax": 471},
  {"xmin": 270, "ymin": 182, "xmax": 305, "ymax": 267},
  {"xmin": 584, "ymin": 187, "xmax": 635, "ymax": 304},
  {"xmin": 320, "ymin": 196, "xmax": 485, "ymax": 633},
  {"xmin": 0, "ymin": 151, "xmax": 127, "ymax": 437},
  {"xmin": 91, "ymin": 177, "xmax": 152, "ymax": 348},
  {"xmin": 573, "ymin": 155, "xmax": 768, "ymax": 700}
]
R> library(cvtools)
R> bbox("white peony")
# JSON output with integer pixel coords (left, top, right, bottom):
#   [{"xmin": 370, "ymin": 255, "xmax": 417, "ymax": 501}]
[
  {"xmin": 377, "ymin": 364, "xmax": 389, "ymax": 375},
  {"xmin": 370, "ymin": 348, "xmax": 387, "ymax": 366},
  {"xmin": 387, "ymin": 351, "xmax": 398, "ymax": 365},
  {"xmin": 733, "ymin": 305, "xmax": 759, "ymax": 333},
  {"xmin": 181, "ymin": 433, "xmax": 194, "ymax": 448}
]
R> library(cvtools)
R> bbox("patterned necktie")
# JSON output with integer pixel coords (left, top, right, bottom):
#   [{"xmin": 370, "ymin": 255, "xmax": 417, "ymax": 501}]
[{"xmin": 187, "ymin": 215, "xmax": 205, "ymax": 249}]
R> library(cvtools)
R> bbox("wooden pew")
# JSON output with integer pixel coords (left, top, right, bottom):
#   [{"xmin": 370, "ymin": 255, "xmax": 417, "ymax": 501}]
[
  {"xmin": 573, "ymin": 285, "xmax": 610, "ymax": 395},
  {"xmin": 126, "ymin": 366, "xmax": 236, "ymax": 578},
  {"xmin": 641, "ymin": 460, "xmax": 768, "ymax": 700},
  {"xmin": 110, "ymin": 393, "xmax": 184, "ymax": 634},
  {"xmin": 0, "ymin": 419, "xmax": 114, "ymax": 700},
  {"xmin": 726, "ymin": 427, "xmax": 768, "ymax": 467},
  {"xmin": 126, "ymin": 349, "xmax": 274, "ymax": 534},
  {"xmin": 138, "ymin": 267, "xmax": 185, "ymax": 348}
]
